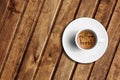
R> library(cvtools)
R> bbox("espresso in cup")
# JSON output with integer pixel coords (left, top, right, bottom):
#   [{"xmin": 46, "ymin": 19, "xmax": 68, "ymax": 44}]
[{"xmin": 76, "ymin": 30, "xmax": 96, "ymax": 49}]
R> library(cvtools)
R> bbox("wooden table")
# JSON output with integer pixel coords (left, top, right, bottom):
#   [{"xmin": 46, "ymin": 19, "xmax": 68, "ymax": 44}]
[{"xmin": 0, "ymin": 0, "xmax": 120, "ymax": 80}]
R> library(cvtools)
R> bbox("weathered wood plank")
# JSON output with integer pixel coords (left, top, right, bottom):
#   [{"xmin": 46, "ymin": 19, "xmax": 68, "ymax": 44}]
[
  {"xmin": 73, "ymin": 63, "xmax": 92, "ymax": 80},
  {"xmin": 15, "ymin": 0, "xmax": 62, "ymax": 80},
  {"xmin": 76, "ymin": 0, "xmax": 99, "ymax": 18},
  {"xmin": 53, "ymin": 0, "xmax": 99, "ymax": 79},
  {"xmin": 95, "ymin": 0, "xmax": 117, "ymax": 29},
  {"xmin": 0, "ymin": 0, "xmax": 10, "ymax": 32},
  {"xmin": 73, "ymin": 0, "xmax": 117, "ymax": 80},
  {"xmin": 0, "ymin": 0, "xmax": 44, "ymax": 80},
  {"xmin": 107, "ymin": 43, "xmax": 120, "ymax": 80},
  {"xmin": 0, "ymin": 0, "xmax": 9, "ymax": 22},
  {"xmin": 0, "ymin": 0, "xmax": 9, "ymax": 13},
  {"xmin": 0, "ymin": 0, "xmax": 26, "ymax": 74},
  {"xmin": 53, "ymin": 52, "xmax": 75, "ymax": 80},
  {"xmin": 89, "ymin": 0, "xmax": 120, "ymax": 79},
  {"xmin": 34, "ymin": 0, "xmax": 80, "ymax": 80}
]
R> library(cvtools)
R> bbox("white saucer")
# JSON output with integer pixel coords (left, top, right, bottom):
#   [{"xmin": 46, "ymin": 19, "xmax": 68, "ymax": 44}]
[{"xmin": 62, "ymin": 17, "xmax": 108, "ymax": 63}]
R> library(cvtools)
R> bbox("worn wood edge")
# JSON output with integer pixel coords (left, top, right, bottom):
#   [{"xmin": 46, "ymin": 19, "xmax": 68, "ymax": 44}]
[
  {"xmin": 106, "ymin": 42, "xmax": 120, "ymax": 80},
  {"xmin": 105, "ymin": 41, "xmax": 120, "ymax": 80},
  {"xmin": 14, "ymin": 0, "xmax": 63, "ymax": 80},
  {"xmin": 0, "ymin": 0, "xmax": 45, "ymax": 80},
  {"xmin": 51, "ymin": 1, "xmax": 82, "ymax": 80},
  {"xmin": 14, "ymin": 0, "xmax": 46, "ymax": 79},
  {"xmin": 15, "ymin": 1, "xmax": 62, "ymax": 79},
  {"xmin": 0, "ymin": 0, "xmax": 28, "ymax": 76},
  {"xmin": 0, "ymin": 0, "xmax": 10, "ymax": 32},
  {"xmin": 33, "ymin": 1, "xmax": 64, "ymax": 79},
  {"xmin": 29, "ymin": 0, "xmax": 63, "ymax": 79},
  {"xmin": 0, "ymin": 0, "xmax": 10, "ymax": 21},
  {"xmin": 34, "ymin": 0, "xmax": 81, "ymax": 80},
  {"xmin": 105, "ymin": 0, "xmax": 118, "ymax": 30}
]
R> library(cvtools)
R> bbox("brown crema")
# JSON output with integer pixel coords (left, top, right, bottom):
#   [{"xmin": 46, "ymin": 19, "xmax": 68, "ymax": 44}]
[{"xmin": 77, "ymin": 30, "xmax": 96, "ymax": 49}]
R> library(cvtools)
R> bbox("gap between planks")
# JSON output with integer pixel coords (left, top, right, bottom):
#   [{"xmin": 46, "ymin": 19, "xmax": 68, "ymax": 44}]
[
  {"xmin": 14, "ymin": 0, "xmax": 46, "ymax": 79},
  {"xmin": 106, "ymin": 41, "xmax": 120, "ymax": 80},
  {"xmin": 0, "ymin": 0, "xmax": 45, "ymax": 79},
  {"xmin": 34, "ymin": 0, "xmax": 81, "ymax": 80},
  {"xmin": 51, "ymin": 0, "xmax": 82, "ymax": 79},
  {"xmin": 14, "ymin": 0, "xmax": 61, "ymax": 79},
  {"xmin": 15, "ymin": 0, "xmax": 63, "ymax": 80},
  {"xmin": 105, "ymin": 40, "xmax": 120, "ymax": 80},
  {"xmin": 0, "ymin": 0, "xmax": 29, "ymax": 77},
  {"xmin": 0, "ymin": 0, "xmax": 10, "ymax": 32}
]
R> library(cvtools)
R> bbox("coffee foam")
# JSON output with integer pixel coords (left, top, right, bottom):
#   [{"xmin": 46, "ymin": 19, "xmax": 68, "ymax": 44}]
[{"xmin": 77, "ymin": 30, "xmax": 96, "ymax": 49}]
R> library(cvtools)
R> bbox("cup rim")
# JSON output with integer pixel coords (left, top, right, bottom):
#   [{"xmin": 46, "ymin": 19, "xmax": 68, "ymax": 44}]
[{"xmin": 75, "ymin": 29, "xmax": 98, "ymax": 51}]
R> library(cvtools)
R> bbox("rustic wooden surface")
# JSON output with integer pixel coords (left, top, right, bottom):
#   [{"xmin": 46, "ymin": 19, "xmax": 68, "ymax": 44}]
[{"xmin": 0, "ymin": 0, "xmax": 120, "ymax": 80}]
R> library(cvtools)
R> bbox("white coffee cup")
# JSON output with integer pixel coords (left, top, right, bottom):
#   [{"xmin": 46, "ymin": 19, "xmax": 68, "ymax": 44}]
[{"xmin": 75, "ymin": 29, "xmax": 104, "ymax": 51}]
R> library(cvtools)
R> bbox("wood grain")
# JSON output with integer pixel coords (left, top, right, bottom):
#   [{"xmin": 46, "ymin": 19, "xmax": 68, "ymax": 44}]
[
  {"xmin": 53, "ymin": 52, "xmax": 75, "ymax": 80},
  {"xmin": 0, "ymin": 0, "xmax": 119, "ymax": 80},
  {"xmin": 0, "ymin": 0, "xmax": 44, "ymax": 80},
  {"xmin": 76, "ymin": 0, "xmax": 99, "ymax": 18},
  {"xmin": 107, "ymin": 43, "xmax": 120, "ymax": 80},
  {"xmin": 0, "ymin": 0, "xmax": 26, "ymax": 74},
  {"xmin": 0, "ymin": 0, "xmax": 9, "ymax": 23},
  {"xmin": 53, "ymin": 0, "xmax": 99, "ymax": 79},
  {"xmin": 16, "ymin": 0, "xmax": 62, "ymax": 80},
  {"xmin": 34, "ymin": 0, "xmax": 80, "ymax": 80},
  {"xmin": 89, "ymin": 0, "xmax": 120, "ymax": 79},
  {"xmin": 73, "ymin": 0, "xmax": 117, "ymax": 80},
  {"xmin": 0, "ymin": 0, "xmax": 10, "ymax": 32},
  {"xmin": 95, "ymin": 0, "xmax": 117, "ymax": 29}
]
